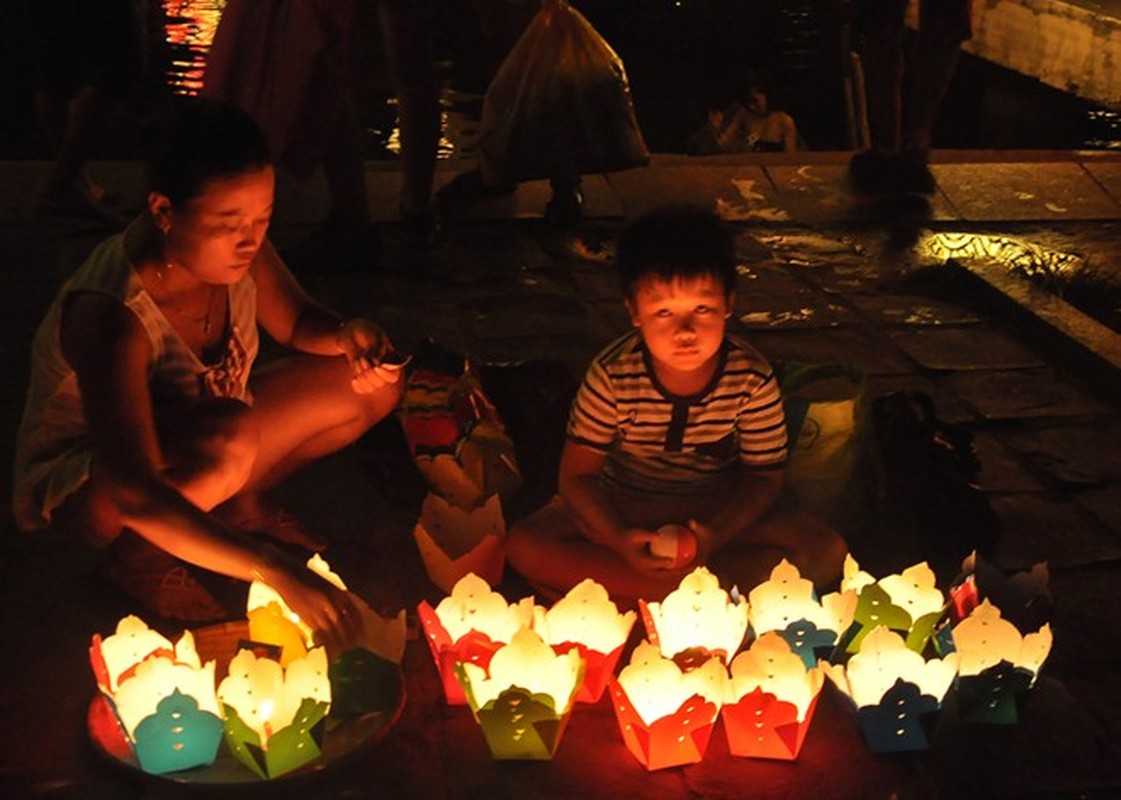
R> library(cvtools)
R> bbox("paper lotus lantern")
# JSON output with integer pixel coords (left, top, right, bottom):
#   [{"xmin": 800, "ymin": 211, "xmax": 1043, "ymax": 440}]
[
  {"xmin": 413, "ymin": 492, "xmax": 506, "ymax": 593},
  {"xmin": 950, "ymin": 599, "xmax": 1053, "ymax": 724},
  {"xmin": 90, "ymin": 615, "xmax": 175, "ymax": 693},
  {"xmin": 455, "ymin": 628, "xmax": 584, "ymax": 760},
  {"xmin": 840, "ymin": 556, "xmax": 947, "ymax": 654},
  {"xmin": 532, "ymin": 578, "xmax": 636, "ymax": 703},
  {"xmin": 417, "ymin": 572, "xmax": 536, "ymax": 704},
  {"xmin": 608, "ymin": 640, "xmax": 727, "ymax": 770},
  {"xmin": 748, "ymin": 559, "xmax": 857, "ymax": 669},
  {"xmin": 247, "ymin": 554, "xmax": 346, "ymax": 667},
  {"xmin": 89, "ymin": 618, "xmax": 223, "ymax": 774},
  {"xmin": 641, "ymin": 567, "xmax": 749, "ymax": 667},
  {"xmin": 216, "ymin": 646, "xmax": 332, "ymax": 779},
  {"xmin": 823, "ymin": 626, "xmax": 959, "ymax": 753},
  {"xmin": 722, "ymin": 632, "xmax": 825, "ymax": 760},
  {"xmin": 329, "ymin": 605, "xmax": 408, "ymax": 718}
]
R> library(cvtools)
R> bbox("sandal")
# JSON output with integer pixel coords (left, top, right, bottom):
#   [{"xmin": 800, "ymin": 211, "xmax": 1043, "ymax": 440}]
[{"xmin": 103, "ymin": 559, "xmax": 228, "ymax": 623}]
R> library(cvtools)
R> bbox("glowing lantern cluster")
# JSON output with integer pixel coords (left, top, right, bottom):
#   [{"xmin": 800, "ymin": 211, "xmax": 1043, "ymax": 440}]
[
  {"xmin": 840, "ymin": 556, "xmax": 947, "ymax": 653},
  {"xmin": 749, "ymin": 559, "xmax": 857, "ymax": 669},
  {"xmin": 456, "ymin": 628, "xmax": 584, "ymax": 760},
  {"xmin": 608, "ymin": 640, "xmax": 728, "ymax": 770},
  {"xmin": 641, "ymin": 567, "xmax": 749, "ymax": 665},
  {"xmin": 89, "ymin": 616, "xmax": 223, "ymax": 775},
  {"xmin": 823, "ymin": 626, "xmax": 959, "ymax": 752},
  {"xmin": 950, "ymin": 599, "xmax": 1053, "ymax": 724},
  {"xmin": 533, "ymin": 578, "xmax": 636, "ymax": 702},
  {"xmin": 216, "ymin": 646, "xmax": 332, "ymax": 779},
  {"xmin": 723, "ymin": 632, "xmax": 825, "ymax": 760},
  {"xmin": 417, "ymin": 572, "xmax": 535, "ymax": 704}
]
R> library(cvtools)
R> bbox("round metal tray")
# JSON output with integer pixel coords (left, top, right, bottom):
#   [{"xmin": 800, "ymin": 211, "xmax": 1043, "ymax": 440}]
[{"xmin": 88, "ymin": 620, "xmax": 405, "ymax": 787}]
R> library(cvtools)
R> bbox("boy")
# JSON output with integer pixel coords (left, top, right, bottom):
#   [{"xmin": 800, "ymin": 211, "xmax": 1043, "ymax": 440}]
[{"xmin": 506, "ymin": 206, "xmax": 847, "ymax": 603}]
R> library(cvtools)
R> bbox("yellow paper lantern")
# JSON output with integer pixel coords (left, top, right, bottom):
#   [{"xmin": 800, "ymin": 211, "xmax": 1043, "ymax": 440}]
[
  {"xmin": 723, "ymin": 632, "xmax": 824, "ymax": 760},
  {"xmin": 641, "ymin": 566, "xmax": 748, "ymax": 664},
  {"xmin": 247, "ymin": 554, "xmax": 346, "ymax": 666},
  {"xmin": 417, "ymin": 572, "xmax": 536, "ymax": 704},
  {"xmin": 532, "ymin": 578, "xmax": 636, "ymax": 702},
  {"xmin": 609, "ymin": 640, "xmax": 727, "ymax": 770},
  {"xmin": 456, "ymin": 628, "xmax": 584, "ymax": 760}
]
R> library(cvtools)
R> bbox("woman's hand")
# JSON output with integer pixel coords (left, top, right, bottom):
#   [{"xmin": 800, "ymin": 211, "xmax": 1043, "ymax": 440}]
[
  {"xmin": 335, "ymin": 318, "xmax": 406, "ymax": 393},
  {"xmin": 259, "ymin": 552, "xmax": 364, "ymax": 657}
]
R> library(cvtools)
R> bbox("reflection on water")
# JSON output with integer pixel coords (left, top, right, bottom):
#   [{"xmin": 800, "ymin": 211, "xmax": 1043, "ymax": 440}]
[
  {"xmin": 162, "ymin": 0, "xmax": 224, "ymax": 96},
  {"xmin": 160, "ymin": 0, "xmax": 463, "ymax": 158},
  {"xmin": 918, "ymin": 232, "xmax": 1084, "ymax": 279}
]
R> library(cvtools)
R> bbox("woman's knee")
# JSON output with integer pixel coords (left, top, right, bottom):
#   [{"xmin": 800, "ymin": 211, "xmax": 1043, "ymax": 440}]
[{"xmin": 163, "ymin": 398, "xmax": 259, "ymax": 501}]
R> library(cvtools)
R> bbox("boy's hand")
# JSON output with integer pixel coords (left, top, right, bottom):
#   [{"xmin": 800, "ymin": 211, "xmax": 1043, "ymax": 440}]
[
  {"xmin": 685, "ymin": 519, "xmax": 717, "ymax": 564},
  {"xmin": 617, "ymin": 527, "xmax": 690, "ymax": 576}
]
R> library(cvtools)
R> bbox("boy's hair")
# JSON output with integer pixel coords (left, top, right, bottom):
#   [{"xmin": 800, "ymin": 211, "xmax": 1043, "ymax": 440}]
[
  {"xmin": 616, "ymin": 205, "xmax": 738, "ymax": 298},
  {"xmin": 144, "ymin": 98, "xmax": 272, "ymax": 205}
]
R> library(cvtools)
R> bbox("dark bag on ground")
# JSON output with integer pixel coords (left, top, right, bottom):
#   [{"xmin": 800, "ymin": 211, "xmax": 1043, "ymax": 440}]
[{"xmin": 869, "ymin": 391, "xmax": 1000, "ymax": 577}]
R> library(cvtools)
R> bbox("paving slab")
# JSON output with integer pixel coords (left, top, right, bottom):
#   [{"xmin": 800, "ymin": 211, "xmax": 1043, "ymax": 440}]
[
  {"xmin": 747, "ymin": 327, "xmax": 917, "ymax": 377},
  {"xmin": 997, "ymin": 421, "xmax": 1121, "ymax": 488},
  {"xmin": 886, "ymin": 326, "xmax": 1049, "ymax": 371},
  {"xmin": 846, "ymin": 293, "xmax": 985, "ymax": 326},
  {"xmin": 1072, "ymin": 485, "xmax": 1121, "ymax": 535},
  {"xmin": 767, "ymin": 163, "xmax": 958, "ymax": 223},
  {"xmin": 606, "ymin": 164, "xmax": 783, "ymax": 220},
  {"xmin": 989, "ymin": 494, "xmax": 1121, "ymax": 570},
  {"xmin": 939, "ymin": 367, "xmax": 1114, "ymax": 420},
  {"xmin": 1083, "ymin": 160, "xmax": 1121, "ymax": 205},
  {"xmin": 933, "ymin": 162, "xmax": 1121, "ymax": 221},
  {"xmin": 972, "ymin": 432, "xmax": 1050, "ymax": 493}
]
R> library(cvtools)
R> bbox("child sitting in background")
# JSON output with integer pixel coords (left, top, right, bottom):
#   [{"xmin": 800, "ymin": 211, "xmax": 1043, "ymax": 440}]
[{"xmin": 506, "ymin": 206, "xmax": 845, "ymax": 603}]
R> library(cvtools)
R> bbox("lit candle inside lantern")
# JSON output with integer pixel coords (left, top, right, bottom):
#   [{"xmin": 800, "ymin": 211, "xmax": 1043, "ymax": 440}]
[
  {"xmin": 641, "ymin": 566, "xmax": 749, "ymax": 665},
  {"xmin": 608, "ymin": 640, "xmax": 727, "ymax": 770},
  {"xmin": 217, "ymin": 646, "xmax": 332, "ymax": 778},
  {"xmin": 532, "ymin": 578, "xmax": 636, "ymax": 703}
]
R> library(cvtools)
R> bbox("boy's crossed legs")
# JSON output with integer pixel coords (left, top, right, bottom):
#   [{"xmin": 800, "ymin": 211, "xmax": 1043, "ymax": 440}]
[{"xmin": 507, "ymin": 485, "xmax": 847, "ymax": 607}]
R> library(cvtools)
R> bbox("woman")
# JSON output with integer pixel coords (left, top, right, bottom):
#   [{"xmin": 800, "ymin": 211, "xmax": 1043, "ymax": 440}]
[
  {"xmin": 13, "ymin": 99, "xmax": 403, "ymax": 650},
  {"xmin": 688, "ymin": 71, "xmax": 800, "ymax": 155}
]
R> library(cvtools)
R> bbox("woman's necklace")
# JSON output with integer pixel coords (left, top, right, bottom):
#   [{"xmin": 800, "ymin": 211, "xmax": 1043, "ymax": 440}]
[{"xmin": 158, "ymin": 262, "xmax": 219, "ymax": 334}]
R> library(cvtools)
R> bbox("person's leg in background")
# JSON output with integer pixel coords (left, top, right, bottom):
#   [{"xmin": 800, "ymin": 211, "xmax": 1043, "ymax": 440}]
[{"xmin": 379, "ymin": 0, "xmax": 441, "ymax": 244}]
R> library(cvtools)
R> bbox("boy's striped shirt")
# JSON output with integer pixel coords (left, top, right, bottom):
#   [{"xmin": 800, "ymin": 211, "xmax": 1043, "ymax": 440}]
[{"xmin": 567, "ymin": 330, "xmax": 787, "ymax": 494}]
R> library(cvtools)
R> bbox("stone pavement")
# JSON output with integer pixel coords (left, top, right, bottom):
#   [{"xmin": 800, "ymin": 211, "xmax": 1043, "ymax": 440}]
[{"xmin": 1, "ymin": 151, "xmax": 1120, "ymax": 798}]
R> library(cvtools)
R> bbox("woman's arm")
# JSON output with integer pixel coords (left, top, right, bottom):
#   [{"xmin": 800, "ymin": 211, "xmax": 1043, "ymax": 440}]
[
  {"xmin": 251, "ymin": 240, "xmax": 401, "ymax": 392},
  {"xmin": 61, "ymin": 292, "xmax": 362, "ymax": 649}
]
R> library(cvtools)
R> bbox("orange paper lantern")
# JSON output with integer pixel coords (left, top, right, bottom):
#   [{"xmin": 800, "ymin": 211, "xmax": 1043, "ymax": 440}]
[{"xmin": 608, "ymin": 641, "xmax": 727, "ymax": 770}]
